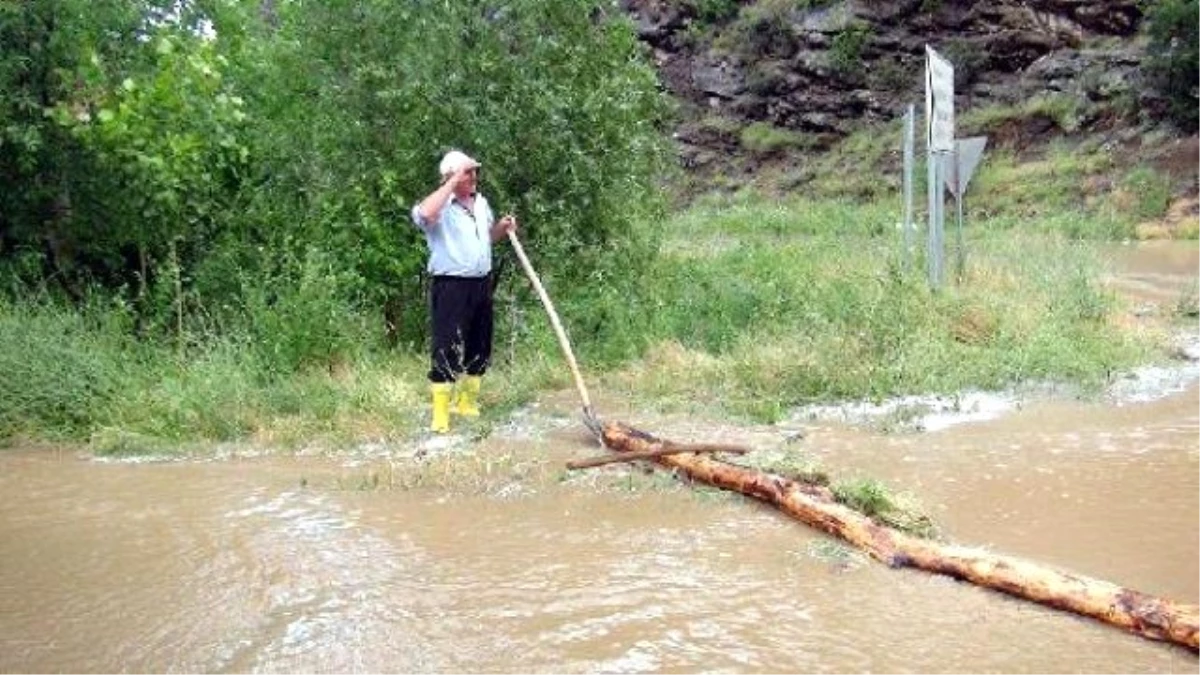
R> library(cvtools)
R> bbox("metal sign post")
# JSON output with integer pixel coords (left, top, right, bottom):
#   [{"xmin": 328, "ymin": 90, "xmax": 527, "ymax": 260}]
[
  {"xmin": 955, "ymin": 156, "xmax": 964, "ymax": 281},
  {"xmin": 902, "ymin": 105, "xmax": 915, "ymax": 268},
  {"xmin": 944, "ymin": 136, "xmax": 988, "ymax": 283},
  {"xmin": 929, "ymin": 156, "xmax": 944, "ymax": 288}
]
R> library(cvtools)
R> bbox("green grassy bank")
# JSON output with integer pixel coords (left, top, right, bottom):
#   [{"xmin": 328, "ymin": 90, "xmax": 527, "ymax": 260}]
[
  {"xmin": 4, "ymin": 193, "xmax": 1184, "ymax": 456},
  {"xmin": 558, "ymin": 196, "xmax": 1167, "ymax": 422}
]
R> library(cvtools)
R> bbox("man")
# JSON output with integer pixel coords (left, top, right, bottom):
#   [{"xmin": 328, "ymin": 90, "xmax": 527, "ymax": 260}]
[{"xmin": 411, "ymin": 149, "xmax": 518, "ymax": 433}]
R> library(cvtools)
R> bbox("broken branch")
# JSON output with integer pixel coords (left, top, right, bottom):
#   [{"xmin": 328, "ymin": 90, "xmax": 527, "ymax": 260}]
[{"xmin": 567, "ymin": 442, "xmax": 750, "ymax": 470}]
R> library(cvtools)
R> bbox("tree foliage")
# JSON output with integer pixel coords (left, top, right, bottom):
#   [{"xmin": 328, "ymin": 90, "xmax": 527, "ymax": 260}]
[
  {"xmin": 1, "ymin": 0, "xmax": 149, "ymax": 289},
  {"xmin": 0, "ymin": 0, "xmax": 671, "ymax": 366},
  {"xmin": 52, "ymin": 34, "xmax": 249, "ymax": 326},
  {"xmin": 240, "ymin": 0, "xmax": 672, "ymax": 342},
  {"xmin": 1142, "ymin": 0, "xmax": 1199, "ymax": 130}
]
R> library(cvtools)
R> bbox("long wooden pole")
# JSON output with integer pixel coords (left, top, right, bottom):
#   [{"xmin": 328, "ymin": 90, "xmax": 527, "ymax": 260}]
[
  {"xmin": 600, "ymin": 420, "xmax": 1200, "ymax": 650},
  {"xmin": 506, "ymin": 231, "xmax": 598, "ymax": 433}
]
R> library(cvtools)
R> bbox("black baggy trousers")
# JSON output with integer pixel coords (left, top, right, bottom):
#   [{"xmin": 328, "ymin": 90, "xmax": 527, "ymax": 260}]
[{"xmin": 428, "ymin": 275, "xmax": 493, "ymax": 384}]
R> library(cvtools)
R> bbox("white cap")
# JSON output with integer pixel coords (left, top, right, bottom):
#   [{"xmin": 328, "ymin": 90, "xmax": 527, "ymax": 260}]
[{"xmin": 438, "ymin": 150, "xmax": 480, "ymax": 177}]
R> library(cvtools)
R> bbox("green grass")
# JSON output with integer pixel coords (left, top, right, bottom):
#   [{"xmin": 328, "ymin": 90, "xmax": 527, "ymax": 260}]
[
  {"xmin": 1, "ymin": 196, "xmax": 1160, "ymax": 451},
  {"xmin": 585, "ymin": 201, "xmax": 1152, "ymax": 424},
  {"xmin": 0, "ymin": 296, "xmax": 139, "ymax": 442},
  {"xmin": 832, "ymin": 477, "xmax": 938, "ymax": 538},
  {"xmin": 748, "ymin": 101, "xmax": 1182, "ymax": 241},
  {"xmin": 959, "ymin": 93, "xmax": 1084, "ymax": 135},
  {"xmin": 740, "ymin": 122, "xmax": 820, "ymax": 156},
  {"xmin": 0, "ymin": 285, "xmax": 605, "ymax": 454},
  {"xmin": 1, "ymin": 105, "xmax": 1182, "ymax": 456}
]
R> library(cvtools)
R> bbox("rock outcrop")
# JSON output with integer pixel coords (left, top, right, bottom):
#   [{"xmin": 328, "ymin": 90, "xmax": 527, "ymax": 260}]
[{"xmin": 621, "ymin": 0, "xmax": 1163, "ymax": 173}]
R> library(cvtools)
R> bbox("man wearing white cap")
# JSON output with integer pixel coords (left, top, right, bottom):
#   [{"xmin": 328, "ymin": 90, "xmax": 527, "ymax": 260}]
[{"xmin": 412, "ymin": 149, "xmax": 518, "ymax": 433}]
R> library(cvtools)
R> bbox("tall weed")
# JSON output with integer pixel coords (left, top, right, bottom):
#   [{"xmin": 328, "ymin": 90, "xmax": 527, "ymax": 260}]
[
  {"xmin": 0, "ymin": 297, "xmax": 134, "ymax": 440},
  {"xmin": 238, "ymin": 246, "xmax": 374, "ymax": 376}
]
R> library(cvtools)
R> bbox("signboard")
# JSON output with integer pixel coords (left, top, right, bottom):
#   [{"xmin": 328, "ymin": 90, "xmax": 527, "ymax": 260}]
[
  {"xmin": 945, "ymin": 136, "xmax": 988, "ymax": 197},
  {"xmin": 925, "ymin": 46, "xmax": 955, "ymax": 153}
]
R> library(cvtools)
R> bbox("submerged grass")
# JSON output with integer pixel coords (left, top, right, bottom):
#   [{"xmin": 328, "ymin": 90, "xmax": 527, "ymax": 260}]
[{"xmin": 831, "ymin": 476, "xmax": 938, "ymax": 539}]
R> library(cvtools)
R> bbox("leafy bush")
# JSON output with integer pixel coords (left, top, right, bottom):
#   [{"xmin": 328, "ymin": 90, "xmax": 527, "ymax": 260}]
[
  {"xmin": 1142, "ymin": 0, "xmax": 1199, "ymax": 129},
  {"xmin": 829, "ymin": 23, "xmax": 872, "ymax": 74},
  {"xmin": 721, "ymin": 0, "xmax": 800, "ymax": 59},
  {"xmin": 678, "ymin": 0, "xmax": 740, "ymax": 25},
  {"xmin": 238, "ymin": 246, "xmax": 372, "ymax": 376},
  {"xmin": 48, "ymin": 33, "xmax": 248, "ymax": 323},
  {"xmin": 2, "ymin": 0, "xmax": 672, "ymax": 360},
  {"xmin": 244, "ymin": 0, "xmax": 672, "ymax": 347},
  {"xmin": 0, "ymin": 0, "xmax": 147, "ymax": 279}
]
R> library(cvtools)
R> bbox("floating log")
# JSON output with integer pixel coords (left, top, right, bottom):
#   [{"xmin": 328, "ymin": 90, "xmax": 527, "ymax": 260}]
[{"xmin": 599, "ymin": 420, "xmax": 1200, "ymax": 651}]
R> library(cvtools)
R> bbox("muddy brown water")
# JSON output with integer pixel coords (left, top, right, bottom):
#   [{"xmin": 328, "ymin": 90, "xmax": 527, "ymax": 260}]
[{"xmin": 1, "ymin": 243, "xmax": 1197, "ymax": 674}]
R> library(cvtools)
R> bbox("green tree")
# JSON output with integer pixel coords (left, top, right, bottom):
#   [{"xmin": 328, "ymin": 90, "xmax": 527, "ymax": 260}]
[
  {"xmin": 0, "ymin": 0, "xmax": 146, "ymax": 292},
  {"xmin": 1, "ymin": 0, "xmax": 247, "ymax": 311},
  {"xmin": 1142, "ymin": 0, "xmax": 1199, "ymax": 130},
  {"xmin": 4, "ymin": 0, "xmax": 672, "ymax": 368},
  {"xmin": 52, "ymin": 33, "xmax": 249, "ymax": 330},
  {"xmin": 227, "ymin": 0, "xmax": 672, "ymax": 344}
]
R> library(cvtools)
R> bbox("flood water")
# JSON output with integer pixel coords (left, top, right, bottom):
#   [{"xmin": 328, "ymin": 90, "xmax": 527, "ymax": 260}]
[{"xmin": 1, "ymin": 243, "xmax": 1197, "ymax": 674}]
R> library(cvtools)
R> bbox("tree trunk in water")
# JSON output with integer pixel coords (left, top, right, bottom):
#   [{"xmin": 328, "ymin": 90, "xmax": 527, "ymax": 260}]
[{"xmin": 599, "ymin": 421, "xmax": 1199, "ymax": 651}]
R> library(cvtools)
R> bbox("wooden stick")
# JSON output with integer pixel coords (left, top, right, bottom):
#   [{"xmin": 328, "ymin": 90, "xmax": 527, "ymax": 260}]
[
  {"xmin": 506, "ymin": 231, "xmax": 596, "ymax": 427},
  {"xmin": 567, "ymin": 442, "xmax": 750, "ymax": 470}
]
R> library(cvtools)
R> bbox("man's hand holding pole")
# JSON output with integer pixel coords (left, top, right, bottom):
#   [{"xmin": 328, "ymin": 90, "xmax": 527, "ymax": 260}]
[{"xmin": 493, "ymin": 214, "xmax": 518, "ymax": 242}]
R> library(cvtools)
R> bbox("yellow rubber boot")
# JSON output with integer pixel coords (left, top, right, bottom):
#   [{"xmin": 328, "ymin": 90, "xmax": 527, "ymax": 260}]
[
  {"xmin": 454, "ymin": 375, "xmax": 482, "ymax": 418},
  {"xmin": 430, "ymin": 383, "xmax": 452, "ymax": 433}
]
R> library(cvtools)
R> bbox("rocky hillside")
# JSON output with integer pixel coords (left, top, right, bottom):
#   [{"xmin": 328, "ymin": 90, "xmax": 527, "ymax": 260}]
[{"xmin": 622, "ymin": 0, "xmax": 1193, "ymax": 194}]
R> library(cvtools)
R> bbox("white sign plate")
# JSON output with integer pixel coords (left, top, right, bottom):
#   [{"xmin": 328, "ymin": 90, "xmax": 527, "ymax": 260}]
[{"xmin": 925, "ymin": 46, "xmax": 955, "ymax": 153}]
